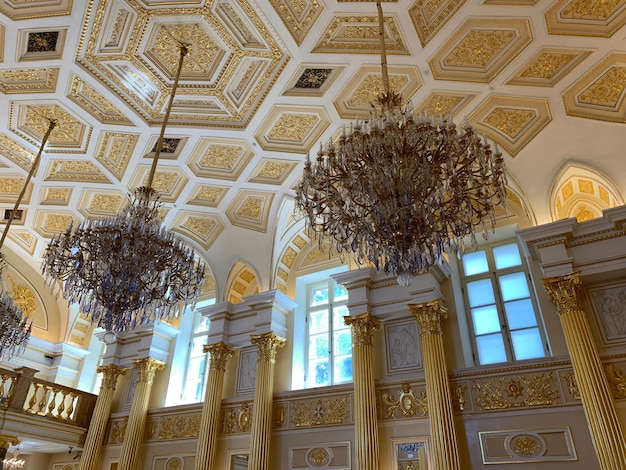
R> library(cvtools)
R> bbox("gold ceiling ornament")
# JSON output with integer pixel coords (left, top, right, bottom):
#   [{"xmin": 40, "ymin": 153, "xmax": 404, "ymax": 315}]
[
  {"xmin": 295, "ymin": 0, "xmax": 507, "ymax": 287},
  {"xmin": 42, "ymin": 44, "xmax": 206, "ymax": 338},
  {"xmin": 0, "ymin": 122, "xmax": 56, "ymax": 361}
]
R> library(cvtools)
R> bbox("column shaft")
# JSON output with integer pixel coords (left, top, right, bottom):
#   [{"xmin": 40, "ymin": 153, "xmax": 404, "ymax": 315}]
[
  {"xmin": 248, "ymin": 332, "xmax": 285, "ymax": 470},
  {"xmin": 344, "ymin": 312, "xmax": 380, "ymax": 470},
  {"xmin": 544, "ymin": 273, "xmax": 626, "ymax": 470},
  {"xmin": 79, "ymin": 364, "xmax": 127, "ymax": 470},
  {"xmin": 409, "ymin": 300, "xmax": 460, "ymax": 470},
  {"xmin": 118, "ymin": 357, "xmax": 164, "ymax": 470},
  {"xmin": 194, "ymin": 342, "xmax": 234, "ymax": 470}
]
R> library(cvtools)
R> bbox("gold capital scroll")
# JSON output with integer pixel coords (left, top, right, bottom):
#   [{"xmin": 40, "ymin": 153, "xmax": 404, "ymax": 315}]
[
  {"xmin": 97, "ymin": 364, "xmax": 127, "ymax": 390},
  {"xmin": 543, "ymin": 271, "xmax": 626, "ymax": 469},
  {"xmin": 344, "ymin": 312, "xmax": 380, "ymax": 345},
  {"xmin": 543, "ymin": 271, "xmax": 582, "ymax": 313},
  {"xmin": 204, "ymin": 342, "xmax": 235, "ymax": 371},
  {"xmin": 133, "ymin": 357, "xmax": 165, "ymax": 384},
  {"xmin": 409, "ymin": 299, "xmax": 447, "ymax": 336},
  {"xmin": 250, "ymin": 332, "xmax": 286, "ymax": 363},
  {"xmin": 0, "ymin": 435, "xmax": 18, "ymax": 449}
]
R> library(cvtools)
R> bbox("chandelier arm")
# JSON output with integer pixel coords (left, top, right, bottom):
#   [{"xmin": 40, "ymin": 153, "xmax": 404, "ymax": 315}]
[
  {"xmin": 146, "ymin": 43, "xmax": 189, "ymax": 190},
  {"xmin": 0, "ymin": 119, "xmax": 56, "ymax": 252}
]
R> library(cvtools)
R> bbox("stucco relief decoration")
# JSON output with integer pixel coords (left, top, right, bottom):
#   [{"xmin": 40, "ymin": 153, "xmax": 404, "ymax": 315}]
[
  {"xmin": 588, "ymin": 282, "xmax": 626, "ymax": 343},
  {"xmin": 8, "ymin": 278, "xmax": 36, "ymax": 317},
  {"xmin": 158, "ymin": 414, "xmax": 201, "ymax": 440},
  {"xmin": 237, "ymin": 348, "xmax": 257, "ymax": 392},
  {"xmin": 109, "ymin": 417, "xmax": 128, "ymax": 444},
  {"xmin": 381, "ymin": 383, "xmax": 428, "ymax": 419},
  {"xmin": 386, "ymin": 321, "xmax": 421, "ymax": 372},
  {"xmin": 472, "ymin": 373, "xmax": 560, "ymax": 411},
  {"xmin": 291, "ymin": 397, "xmax": 350, "ymax": 427},
  {"xmin": 605, "ymin": 364, "xmax": 626, "ymax": 399},
  {"xmin": 223, "ymin": 402, "xmax": 252, "ymax": 433},
  {"xmin": 562, "ymin": 372, "xmax": 580, "ymax": 400}
]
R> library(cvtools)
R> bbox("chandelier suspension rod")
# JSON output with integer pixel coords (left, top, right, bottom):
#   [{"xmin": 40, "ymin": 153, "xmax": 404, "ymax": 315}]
[
  {"xmin": 146, "ymin": 43, "xmax": 189, "ymax": 190},
  {"xmin": 376, "ymin": 0, "xmax": 390, "ymax": 99},
  {"xmin": 0, "ymin": 119, "xmax": 56, "ymax": 251}
]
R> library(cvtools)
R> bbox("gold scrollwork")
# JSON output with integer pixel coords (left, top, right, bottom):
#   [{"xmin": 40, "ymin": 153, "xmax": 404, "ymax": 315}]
[
  {"xmin": 158, "ymin": 414, "xmax": 201, "ymax": 440},
  {"xmin": 109, "ymin": 418, "xmax": 128, "ymax": 444},
  {"xmin": 380, "ymin": 384, "xmax": 428, "ymax": 419},
  {"xmin": 605, "ymin": 364, "xmax": 626, "ymax": 399},
  {"xmin": 291, "ymin": 397, "xmax": 349, "ymax": 427},
  {"xmin": 473, "ymin": 373, "xmax": 560, "ymax": 411}
]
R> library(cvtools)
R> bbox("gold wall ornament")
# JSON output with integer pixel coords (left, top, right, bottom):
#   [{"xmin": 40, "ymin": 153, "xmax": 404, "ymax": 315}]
[
  {"xmin": 605, "ymin": 364, "xmax": 626, "ymax": 399},
  {"xmin": 158, "ymin": 414, "xmax": 201, "ymax": 440},
  {"xmin": 204, "ymin": 342, "xmax": 234, "ymax": 372},
  {"xmin": 133, "ymin": 357, "xmax": 165, "ymax": 385},
  {"xmin": 8, "ymin": 279, "xmax": 36, "ymax": 317},
  {"xmin": 380, "ymin": 384, "xmax": 428, "ymax": 419},
  {"xmin": 251, "ymin": 331, "xmax": 286, "ymax": 363},
  {"xmin": 472, "ymin": 373, "xmax": 560, "ymax": 411},
  {"xmin": 344, "ymin": 312, "xmax": 380, "ymax": 346},
  {"xmin": 543, "ymin": 272, "xmax": 583, "ymax": 313},
  {"xmin": 291, "ymin": 397, "xmax": 350, "ymax": 427},
  {"xmin": 238, "ymin": 402, "xmax": 252, "ymax": 432},
  {"xmin": 453, "ymin": 385, "xmax": 467, "ymax": 411},
  {"xmin": 109, "ymin": 418, "xmax": 128, "ymax": 444},
  {"xmin": 409, "ymin": 299, "xmax": 447, "ymax": 336},
  {"xmin": 509, "ymin": 434, "xmax": 542, "ymax": 457},
  {"xmin": 96, "ymin": 364, "xmax": 127, "ymax": 391}
]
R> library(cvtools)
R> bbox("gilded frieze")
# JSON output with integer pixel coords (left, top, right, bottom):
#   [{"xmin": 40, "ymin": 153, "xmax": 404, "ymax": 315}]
[
  {"xmin": 606, "ymin": 364, "xmax": 626, "ymax": 399},
  {"xmin": 223, "ymin": 402, "xmax": 253, "ymax": 434},
  {"xmin": 158, "ymin": 414, "xmax": 201, "ymax": 440},
  {"xmin": 0, "ymin": 68, "xmax": 58, "ymax": 94},
  {"xmin": 409, "ymin": 0, "xmax": 467, "ymax": 46},
  {"xmin": 109, "ymin": 417, "xmax": 128, "ymax": 444},
  {"xmin": 291, "ymin": 397, "xmax": 350, "ymax": 427},
  {"xmin": 472, "ymin": 372, "xmax": 560, "ymax": 411}
]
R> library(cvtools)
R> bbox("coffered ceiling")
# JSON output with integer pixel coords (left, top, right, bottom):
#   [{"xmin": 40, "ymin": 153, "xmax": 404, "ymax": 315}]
[{"xmin": 2, "ymin": 0, "xmax": 626, "ymax": 302}]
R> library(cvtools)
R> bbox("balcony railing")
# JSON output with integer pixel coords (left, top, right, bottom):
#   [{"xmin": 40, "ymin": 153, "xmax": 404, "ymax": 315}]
[{"xmin": 0, "ymin": 366, "xmax": 96, "ymax": 428}]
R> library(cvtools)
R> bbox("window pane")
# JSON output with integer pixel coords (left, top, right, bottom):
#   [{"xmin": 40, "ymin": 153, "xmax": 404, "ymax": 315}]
[
  {"xmin": 462, "ymin": 250, "xmax": 489, "ymax": 276},
  {"xmin": 309, "ymin": 333, "xmax": 329, "ymax": 360},
  {"xmin": 498, "ymin": 272, "xmax": 530, "ymax": 301},
  {"xmin": 467, "ymin": 279, "xmax": 495, "ymax": 307},
  {"xmin": 510, "ymin": 328, "xmax": 545, "ymax": 360},
  {"xmin": 476, "ymin": 333, "xmax": 507, "ymax": 365},
  {"xmin": 310, "ymin": 286, "xmax": 329, "ymax": 306},
  {"xmin": 471, "ymin": 305, "xmax": 501, "ymax": 335},
  {"xmin": 309, "ymin": 359, "xmax": 330, "ymax": 386},
  {"xmin": 194, "ymin": 316, "xmax": 210, "ymax": 333},
  {"xmin": 504, "ymin": 299, "xmax": 537, "ymax": 330},
  {"xmin": 493, "ymin": 243, "xmax": 522, "ymax": 270},
  {"xmin": 333, "ymin": 305, "xmax": 349, "ymax": 329},
  {"xmin": 190, "ymin": 336, "xmax": 206, "ymax": 356},
  {"xmin": 334, "ymin": 285, "xmax": 348, "ymax": 301},
  {"xmin": 309, "ymin": 309, "xmax": 329, "ymax": 334},
  {"xmin": 334, "ymin": 330, "xmax": 352, "ymax": 355},
  {"xmin": 333, "ymin": 355, "xmax": 353, "ymax": 383}
]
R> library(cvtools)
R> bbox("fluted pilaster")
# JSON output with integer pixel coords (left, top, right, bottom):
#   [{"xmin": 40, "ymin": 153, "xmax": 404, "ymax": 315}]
[
  {"xmin": 79, "ymin": 364, "xmax": 127, "ymax": 470},
  {"xmin": 248, "ymin": 332, "xmax": 285, "ymax": 470},
  {"xmin": 544, "ymin": 272, "xmax": 626, "ymax": 470},
  {"xmin": 409, "ymin": 300, "xmax": 460, "ymax": 470},
  {"xmin": 194, "ymin": 342, "xmax": 234, "ymax": 470},
  {"xmin": 344, "ymin": 312, "xmax": 380, "ymax": 470},
  {"xmin": 118, "ymin": 357, "xmax": 164, "ymax": 470}
]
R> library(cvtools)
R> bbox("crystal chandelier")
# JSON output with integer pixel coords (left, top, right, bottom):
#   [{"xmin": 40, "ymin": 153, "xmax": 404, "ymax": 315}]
[
  {"xmin": 0, "ymin": 121, "xmax": 55, "ymax": 361},
  {"xmin": 43, "ymin": 44, "xmax": 206, "ymax": 335},
  {"xmin": 295, "ymin": 0, "xmax": 507, "ymax": 287},
  {"xmin": 3, "ymin": 445, "xmax": 25, "ymax": 470}
]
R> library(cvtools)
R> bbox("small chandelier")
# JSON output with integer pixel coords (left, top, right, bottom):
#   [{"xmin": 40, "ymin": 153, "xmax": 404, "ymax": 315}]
[
  {"xmin": 3, "ymin": 444, "xmax": 25, "ymax": 470},
  {"xmin": 0, "ymin": 121, "xmax": 55, "ymax": 361},
  {"xmin": 295, "ymin": 0, "xmax": 507, "ymax": 287},
  {"xmin": 43, "ymin": 44, "xmax": 206, "ymax": 335}
]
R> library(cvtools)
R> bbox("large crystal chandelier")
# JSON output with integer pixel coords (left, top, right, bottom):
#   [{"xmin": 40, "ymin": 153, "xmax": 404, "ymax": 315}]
[
  {"xmin": 43, "ymin": 44, "xmax": 205, "ymax": 335},
  {"xmin": 295, "ymin": 0, "xmax": 507, "ymax": 287},
  {"xmin": 0, "ymin": 121, "xmax": 55, "ymax": 361}
]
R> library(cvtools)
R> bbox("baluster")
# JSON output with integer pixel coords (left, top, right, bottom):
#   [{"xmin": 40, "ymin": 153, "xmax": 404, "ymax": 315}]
[
  {"xmin": 0, "ymin": 375, "xmax": 7, "ymax": 405},
  {"xmin": 57, "ymin": 390, "xmax": 67, "ymax": 419},
  {"xmin": 37, "ymin": 385, "xmax": 50, "ymax": 414},
  {"xmin": 27, "ymin": 383, "xmax": 40, "ymax": 412},
  {"xmin": 47, "ymin": 388, "xmax": 59, "ymax": 417},
  {"xmin": 65, "ymin": 392, "xmax": 76, "ymax": 422}
]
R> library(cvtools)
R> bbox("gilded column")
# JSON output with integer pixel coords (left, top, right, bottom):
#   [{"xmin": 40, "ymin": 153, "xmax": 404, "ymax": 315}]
[
  {"xmin": 409, "ymin": 300, "xmax": 460, "ymax": 470},
  {"xmin": 544, "ymin": 272, "xmax": 626, "ymax": 470},
  {"xmin": 79, "ymin": 364, "xmax": 127, "ymax": 470},
  {"xmin": 194, "ymin": 342, "xmax": 234, "ymax": 470},
  {"xmin": 344, "ymin": 312, "xmax": 380, "ymax": 470},
  {"xmin": 248, "ymin": 332, "xmax": 285, "ymax": 470},
  {"xmin": 118, "ymin": 357, "xmax": 164, "ymax": 470}
]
